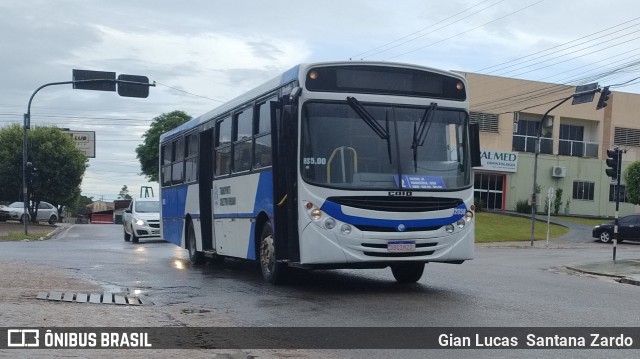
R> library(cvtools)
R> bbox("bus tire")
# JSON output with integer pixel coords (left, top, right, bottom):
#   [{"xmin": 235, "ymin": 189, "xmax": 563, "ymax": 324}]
[
  {"xmin": 187, "ymin": 220, "xmax": 204, "ymax": 265},
  {"xmin": 390, "ymin": 262, "xmax": 425, "ymax": 283},
  {"xmin": 124, "ymin": 228, "xmax": 131, "ymax": 242},
  {"xmin": 132, "ymin": 233, "xmax": 139, "ymax": 243},
  {"xmin": 259, "ymin": 221, "xmax": 286, "ymax": 284}
]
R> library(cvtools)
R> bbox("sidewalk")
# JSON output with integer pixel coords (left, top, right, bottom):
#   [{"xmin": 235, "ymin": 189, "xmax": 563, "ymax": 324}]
[
  {"xmin": 566, "ymin": 260, "xmax": 640, "ymax": 286},
  {"xmin": 482, "ymin": 210, "xmax": 640, "ymax": 286}
]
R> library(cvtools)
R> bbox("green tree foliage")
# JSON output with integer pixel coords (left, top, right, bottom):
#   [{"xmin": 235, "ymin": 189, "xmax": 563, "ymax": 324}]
[
  {"xmin": 136, "ymin": 110, "xmax": 191, "ymax": 182},
  {"xmin": 66, "ymin": 194, "xmax": 94, "ymax": 217},
  {"xmin": 0, "ymin": 124, "xmax": 23, "ymax": 202},
  {"xmin": 118, "ymin": 185, "xmax": 132, "ymax": 200},
  {"xmin": 624, "ymin": 161, "xmax": 640, "ymax": 205},
  {"xmin": 0, "ymin": 124, "xmax": 88, "ymax": 219}
]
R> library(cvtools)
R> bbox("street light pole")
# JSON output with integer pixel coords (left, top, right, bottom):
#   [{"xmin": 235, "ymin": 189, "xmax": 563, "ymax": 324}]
[
  {"xmin": 23, "ymin": 81, "xmax": 74, "ymax": 235},
  {"xmin": 21, "ymin": 75, "xmax": 154, "ymax": 235},
  {"xmin": 529, "ymin": 88, "xmax": 600, "ymax": 246}
]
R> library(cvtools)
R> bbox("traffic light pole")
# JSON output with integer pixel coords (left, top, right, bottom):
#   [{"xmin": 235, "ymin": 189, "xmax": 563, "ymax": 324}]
[{"xmin": 613, "ymin": 149, "xmax": 622, "ymax": 261}]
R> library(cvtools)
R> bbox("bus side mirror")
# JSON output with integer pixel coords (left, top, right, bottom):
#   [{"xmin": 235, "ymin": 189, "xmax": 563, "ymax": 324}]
[{"xmin": 469, "ymin": 123, "xmax": 481, "ymax": 168}]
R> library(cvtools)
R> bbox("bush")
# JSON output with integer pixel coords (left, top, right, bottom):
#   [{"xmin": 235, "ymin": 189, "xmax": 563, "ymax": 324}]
[
  {"xmin": 516, "ymin": 199, "xmax": 531, "ymax": 214},
  {"xmin": 474, "ymin": 197, "xmax": 485, "ymax": 212},
  {"xmin": 553, "ymin": 188, "xmax": 563, "ymax": 215}
]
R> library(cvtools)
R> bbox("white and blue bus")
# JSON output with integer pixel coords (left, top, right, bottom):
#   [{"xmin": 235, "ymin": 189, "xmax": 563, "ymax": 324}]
[{"xmin": 159, "ymin": 61, "xmax": 481, "ymax": 284}]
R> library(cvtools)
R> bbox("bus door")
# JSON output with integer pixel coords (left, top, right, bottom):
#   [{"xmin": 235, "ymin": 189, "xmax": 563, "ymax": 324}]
[
  {"xmin": 273, "ymin": 89, "xmax": 300, "ymax": 262},
  {"xmin": 199, "ymin": 128, "xmax": 215, "ymax": 251}
]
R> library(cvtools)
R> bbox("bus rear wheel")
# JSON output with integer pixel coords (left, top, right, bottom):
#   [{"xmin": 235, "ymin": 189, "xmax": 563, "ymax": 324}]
[
  {"xmin": 390, "ymin": 263, "xmax": 425, "ymax": 283},
  {"xmin": 187, "ymin": 221, "xmax": 204, "ymax": 265},
  {"xmin": 259, "ymin": 221, "xmax": 286, "ymax": 284}
]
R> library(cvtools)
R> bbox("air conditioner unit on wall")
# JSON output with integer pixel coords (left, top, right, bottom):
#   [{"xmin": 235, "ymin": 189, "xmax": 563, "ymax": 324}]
[{"xmin": 552, "ymin": 166, "xmax": 566, "ymax": 178}]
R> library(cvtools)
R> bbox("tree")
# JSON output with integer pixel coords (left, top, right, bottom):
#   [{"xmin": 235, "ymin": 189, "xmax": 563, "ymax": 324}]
[
  {"xmin": 66, "ymin": 194, "xmax": 94, "ymax": 218},
  {"xmin": 118, "ymin": 185, "xmax": 132, "ymax": 200},
  {"xmin": 0, "ymin": 125, "xmax": 23, "ymax": 202},
  {"xmin": 136, "ymin": 110, "xmax": 191, "ymax": 182},
  {"xmin": 624, "ymin": 161, "xmax": 640, "ymax": 205},
  {"xmin": 0, "ymin": 124, "xmax": 88, "ymax": 220}
]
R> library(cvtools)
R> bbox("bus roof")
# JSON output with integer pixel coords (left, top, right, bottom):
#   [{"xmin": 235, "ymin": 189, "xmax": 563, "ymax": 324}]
[{"xmin": 159, "ymin": 61, "xmax": 465, "ymax": 142}]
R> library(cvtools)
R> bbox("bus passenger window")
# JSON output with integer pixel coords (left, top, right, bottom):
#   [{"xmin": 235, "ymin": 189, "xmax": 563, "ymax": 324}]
[
  {"xmin": 215, "ymin": 147, "xmax": 231, "ymax": 176},
  {"xmin": 233, "ymin": 142, "xmax": 252, "ymax": 172},
  {"xmin": 254, "ymin": 134, "xmax": 272, "ymax": 168}
]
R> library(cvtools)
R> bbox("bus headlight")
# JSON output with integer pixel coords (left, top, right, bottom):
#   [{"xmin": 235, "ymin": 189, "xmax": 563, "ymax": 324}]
[
  {"xmin": 445, "ymin": 224, "xmax": 455, "ymax": 233},
  {"xmin": 465, "ymin": 211, "xmax": 474, "ymax": 222},
  {"xmin": 324, "ymin": 218, "xmax": 336, "ymax": 229},
  {"xmin": 135, "ymin": 218, "xmax": 145, "ymax": 226},
  {"xmin": 310, "ymin": 208, "xmax": 322, "ymax": 221},
  {"xmin": 340, "ymin": 224, "xmax": 352, "ymax": 235},
  {"xmin": 457, "ymin": 218, "xmax": 466, "ymax": 229}
]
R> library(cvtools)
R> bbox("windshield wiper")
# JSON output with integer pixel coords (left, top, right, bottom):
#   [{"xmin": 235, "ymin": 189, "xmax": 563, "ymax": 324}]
[
  {"xmin": 411, "ymin": 102, "xmax": 438, "ymax": 171},
  {"xmin": 346, "ymin": 96, "xmax": 392, "ymax": 164}
]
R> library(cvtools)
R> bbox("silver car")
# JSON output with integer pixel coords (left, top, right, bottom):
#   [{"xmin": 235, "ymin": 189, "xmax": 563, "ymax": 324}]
[
  {"xmin": 0, "ymin": 201, "xmax": 59, "ymax": 224},
  {"xmin": 122, "ymin": 198, "xmax": 161, "ymax": 243}
]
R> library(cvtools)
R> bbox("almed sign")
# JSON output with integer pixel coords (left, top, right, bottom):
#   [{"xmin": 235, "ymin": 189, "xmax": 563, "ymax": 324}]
[{"xmin": 480, "ymin": 150, "xmax": 518, "ymax": 172}]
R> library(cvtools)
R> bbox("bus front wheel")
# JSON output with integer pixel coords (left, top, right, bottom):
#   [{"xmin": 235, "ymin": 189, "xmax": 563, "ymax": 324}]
[
  {"xmin": 259, "ymin": 221, "xmax": 286, "ymax": 284},
  {"xmin": 187, "ymin": 221, "xmax": 204, "ymax": 265},
  {"xmin": 390, "ymin": 262, "xmax": 425, "ymax": 283}
]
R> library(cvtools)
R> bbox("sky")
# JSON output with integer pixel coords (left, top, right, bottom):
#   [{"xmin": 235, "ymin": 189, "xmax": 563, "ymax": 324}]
[{"xmin": 1, "ymin": 0, "xmax": 639, "ymax": 201}]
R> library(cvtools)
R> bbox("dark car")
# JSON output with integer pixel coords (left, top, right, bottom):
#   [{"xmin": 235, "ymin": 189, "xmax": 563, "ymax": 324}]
[{"xmin": 592, "ymin": 214, "xmax": 640, "ymax": 243}]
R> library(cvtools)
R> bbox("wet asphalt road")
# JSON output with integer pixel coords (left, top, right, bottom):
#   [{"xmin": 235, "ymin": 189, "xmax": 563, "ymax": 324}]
[{"xmin": 2, "ymin": 223, "xmax": 640, "ymax": 358}]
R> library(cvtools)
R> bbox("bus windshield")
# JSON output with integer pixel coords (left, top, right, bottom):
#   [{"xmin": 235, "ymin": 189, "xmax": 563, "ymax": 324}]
[{"xmin": 301, "ymin": 100, "xmax": 471, "ymax": 190}]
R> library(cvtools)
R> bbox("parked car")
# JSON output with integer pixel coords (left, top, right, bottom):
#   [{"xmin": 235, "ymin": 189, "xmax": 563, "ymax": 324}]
[
  {"xmin": 122, "ymin": 198, "xmax": 160, "ymax": 243},
  {"xmin": 592, "ymin": 214, "xmax": 640, "ymax": 243},
  {"xmin": 0, "ymin": 201, "xmax": 58, "ymax": 224}
]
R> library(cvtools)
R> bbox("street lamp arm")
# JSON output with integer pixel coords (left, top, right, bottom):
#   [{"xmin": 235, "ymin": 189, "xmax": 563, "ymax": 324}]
[{"xmin": 26, "ymin": 81, "xmax": 74, "ymax": 120}]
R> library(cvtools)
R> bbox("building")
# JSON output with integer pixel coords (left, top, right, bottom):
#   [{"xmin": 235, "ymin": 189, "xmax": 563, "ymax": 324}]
[{"xmin": 461, "ymin": 72, "xmax": 640, "ymax": 217}]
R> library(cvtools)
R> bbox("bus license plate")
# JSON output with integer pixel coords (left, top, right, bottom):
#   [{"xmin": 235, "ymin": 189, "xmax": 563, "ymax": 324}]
[{"xmin": 387, "ymin": 241, "xmax": 416, "ymax": 252}]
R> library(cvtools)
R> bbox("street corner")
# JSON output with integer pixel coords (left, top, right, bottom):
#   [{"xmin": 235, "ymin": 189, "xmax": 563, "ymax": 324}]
[
  {"xmin": 565, "ymin": 259, "xmax": 640, "ymax": 286},
  {"xmin": 0, "ymin": 222, "xmax": 69, "ymax": 241}
]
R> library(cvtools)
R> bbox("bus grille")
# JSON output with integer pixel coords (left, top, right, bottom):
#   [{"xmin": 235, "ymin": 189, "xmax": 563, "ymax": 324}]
[
  {"xmin": 354, "ymin": 224, "xmax": 441, "ymax": 232},
  {"xmin": 361, "ymin": 243, "xmax": 437, "ymax": 249},
  {"xmin": 326, "ymin": 196, "xmax": 463, "ymax": 212},
  {"xmin": 363, "ymin": 251, "xmax": 435, "ymax": 257}
]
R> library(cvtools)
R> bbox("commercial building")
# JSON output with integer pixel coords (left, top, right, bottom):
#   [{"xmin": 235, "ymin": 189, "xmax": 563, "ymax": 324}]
[{"xmin": 462, "ymin": 72, "xmax": 640, "ymax": 217}]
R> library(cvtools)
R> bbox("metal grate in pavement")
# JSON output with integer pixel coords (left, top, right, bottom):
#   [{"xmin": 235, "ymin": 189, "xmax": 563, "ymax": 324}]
[{"xmin": 36, "ymin": 290, "xmax": 150, "ymax": 306}]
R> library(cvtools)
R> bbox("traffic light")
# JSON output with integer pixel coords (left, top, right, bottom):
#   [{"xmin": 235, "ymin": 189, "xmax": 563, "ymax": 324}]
[
  {"xmin": 605, "ymin": 148, "xmax": 620, "ymax": 180},
  {"xmin": 596, "ymin": 86, "xmax": 611, "ymax": 110},
  {"xmin": 26, "ymin": 162, "xmax": 34, "ymax": 182}
]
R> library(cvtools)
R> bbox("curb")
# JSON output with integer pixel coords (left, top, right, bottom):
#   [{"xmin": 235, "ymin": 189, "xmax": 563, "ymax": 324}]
[
  {"xmin": 43, "ymin": 223, "xmax": 71, "ymax": 240},
  {"xmin": 619, "ymin": 277, "xmax": 640, "ymax": 286},
  {"xmin": 565, "ymin": 265, "xmax": 640, "ymax": 286}
]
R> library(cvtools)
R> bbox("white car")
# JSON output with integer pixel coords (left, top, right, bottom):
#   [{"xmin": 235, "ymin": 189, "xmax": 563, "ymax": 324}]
[
  {"xmin": 0, "ymin": 201, "xmax": 59, "ymax": 224},
  {"xmin": 122, "ymin": 198, "xmax": 161, "ymax": 243}
]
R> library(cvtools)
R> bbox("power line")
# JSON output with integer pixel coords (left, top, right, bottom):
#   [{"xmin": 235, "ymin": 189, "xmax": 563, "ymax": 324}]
[
  {"xmin": 476, "ymin": 16, "xmax": 640, "ymax": 73},
  {"xmin": 354, "ymin": 0, "xmax": 503, "ymax": 60},
  {"xmin": 383, "ymin": 0, "xmax": 545, "ymax": 61},
  {"xmin": 156, "ymin": 81, "xmax": 226, "ymax": 103},
  {"xmin": 471, "ymin": 59, "xmax": 640, "ymax": 113},
  {"xmin": 468, "ymin": 51, "xmax": 640, "ymax": 112},
  {"xmin": 497, "ymin": 32, "xmax": 640, "ymax": 78}
]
